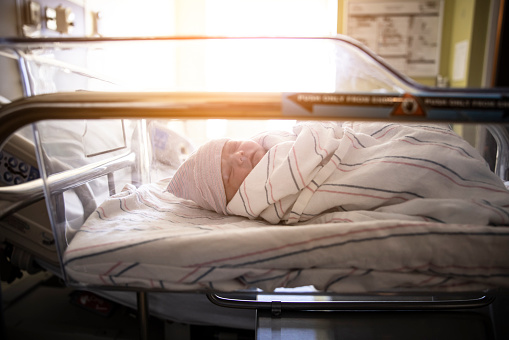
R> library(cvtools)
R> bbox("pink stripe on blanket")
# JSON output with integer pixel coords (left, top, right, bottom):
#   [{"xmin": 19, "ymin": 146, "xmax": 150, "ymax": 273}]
[
  {"xmin": 345, "ymin": 133, "xmax": 363, "ymax": 149},
  {"xmin": 335, "ymin": 159, "xmax": 508, "ymax": 194},
  {"xmin": 66, "ymin": 238, "xmax": 138, "ymax": 253},
  {"xmin": 121, "ymin": 197, "xmax": 132, "ymax": 211},
  {"xmin": 104, "ymin": 261, "xmax": 123, "ymax": 275},
  {"xmin": 268, "ymin": 178, "xmax": 283, "ymax": 215},
  {"xmin": 98, "ymin": 207, "xmax": 108, "ymax": 218},
  {"xmin": 309, "ymin": 126, "xmax": 330, "ymax": 157},
  {"xmin": 397, "ymin": 138, "xmax": 472, "ymax": 158},
  {"xmin": 269, "ymin": 145, "xmax": 284, "ymax": 214},
  {"xmin": 393, "ymin": 262, "xmax": 509, "ymax": 273},
  {"xmin": 272, "ymin": 145, "xmax": 278, "ymax": 172},
  {"xmin": 177, "ymin": 267, "xmax": 202, "ymax": 283},
  {"xmin": 184, "ymin": 223, "xmax": 425, "ymax": 269},
  {"xmin": 374, "ymin": 126, "xmax": 398, "ymax": 139},
  {"xmin": 316, "ymin": 188, "xmax": 409, "ymax": 202},
  {"xmin": 99, "ymin": 275, "xmax": 109, "ymax": 285},
  {"xmin": 242, "ymin": 181, "xmax": 255, "ymax": 216}
]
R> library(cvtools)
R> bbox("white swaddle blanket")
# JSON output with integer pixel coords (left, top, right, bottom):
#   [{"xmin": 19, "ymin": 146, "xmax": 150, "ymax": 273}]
[{"xmin": 227, "ymin": 122, "xmax": 509, "ymax": 225}]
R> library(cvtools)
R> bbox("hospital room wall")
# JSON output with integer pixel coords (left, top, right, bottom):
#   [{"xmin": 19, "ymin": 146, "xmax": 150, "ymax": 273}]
[
  {"xmin": 337, "ymin": 0, "xmax": 494, "ymax": 88},
  {"xmin": 0, "ymin": 0, "xmax": 24, "ymax": 101},
  {"xmin": 445, "ymin": 0, "xmax": 492, "ymax": 88},
  {"xmin": 0, "ymin": 0, "xmax": 498, "ymax": 91}
]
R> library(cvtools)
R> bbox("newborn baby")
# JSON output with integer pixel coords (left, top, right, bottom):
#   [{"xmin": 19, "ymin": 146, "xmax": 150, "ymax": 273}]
[{"xmin": 167, "ymin": 138, "xmax": 267, "ymax": 214}]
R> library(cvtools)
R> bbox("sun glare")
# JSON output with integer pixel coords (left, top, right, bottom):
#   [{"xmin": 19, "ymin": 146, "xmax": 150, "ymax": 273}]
[
  {"xmin": 84, "ymin": 0, "xmax": 336, "ymax": 141},
  {"xmin": 85, "ymin": 0, "xmax": 337, "ymax": 92}
]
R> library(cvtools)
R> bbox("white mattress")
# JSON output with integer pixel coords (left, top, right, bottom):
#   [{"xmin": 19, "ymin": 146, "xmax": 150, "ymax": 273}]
[{"xmin": 63, "ymin": 178, "xmax": 509, "ymax": 293}]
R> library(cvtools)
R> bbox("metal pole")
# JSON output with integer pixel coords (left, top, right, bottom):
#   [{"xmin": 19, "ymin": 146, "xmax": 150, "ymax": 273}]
[{"xmin": 137, "ymin": 291, "xmax": 149, "ymax": 340}]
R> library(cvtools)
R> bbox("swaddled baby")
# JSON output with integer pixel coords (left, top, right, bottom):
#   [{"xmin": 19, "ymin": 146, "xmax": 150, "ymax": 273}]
[
  {"xmin": 167, "ymin": 138, "xmax": 267, "ymax": 214},
  {"xmin": 168, "ymin": 121, "xmax": 509, "ymax": 226}
]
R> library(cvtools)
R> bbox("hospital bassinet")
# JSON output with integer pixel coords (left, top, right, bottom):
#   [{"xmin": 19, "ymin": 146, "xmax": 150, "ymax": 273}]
[{"xmin": 1, "ymin": 36, "xmax": 509, "ymax": 338}]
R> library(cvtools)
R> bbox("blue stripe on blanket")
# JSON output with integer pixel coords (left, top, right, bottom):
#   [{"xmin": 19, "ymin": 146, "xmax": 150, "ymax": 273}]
[
  {"xmin": 403, "ymin": 135, "xmax": 474, "ymax": 158},
  {"xmin": 238, "ymin": 188, "xmax": 256, "ymax": 218},
  {"xmin": 310, "ymin": 128, "xmax": 327, "ymax": 159},
  {"xmin": 178, "ymin": 229, "xmax": 509, "ymax": 284},
  {"xmin": 64, "ymin": 232, "xmax": 211, "ymax": 266},
  {"xmin": 288, "ymin": 156, "xmax": 300, "ymax": 190},
  {"xmin": 207, "ymin": 230, "xmax": 509, "ymax": 269},
  {"xmin": 337, "ymin": 155, "xmax": 501, "ymax": 188},
  {"xmin": 320, "ymin": 183, "xmax": 424, "ymax": 199},
  {"xmin": 370, "ymin": 124, "xmax": 453, "ymax": 137},
  {"xmin": 115, "ymin": 262, "xmax": 139, "ymax": 277}
]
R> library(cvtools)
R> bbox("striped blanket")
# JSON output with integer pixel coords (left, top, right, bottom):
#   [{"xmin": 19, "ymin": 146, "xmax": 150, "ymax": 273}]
[
  {"xmin": 63, "ymin": 179, "xmax": 509, "ymax": 293},
  {"xmin": 227, "ymin": 122, "xmax": 509, "ymax": 225},
  {"xmin": 63, "ymin": 122, "xmax": 509, "ymax": 293}
]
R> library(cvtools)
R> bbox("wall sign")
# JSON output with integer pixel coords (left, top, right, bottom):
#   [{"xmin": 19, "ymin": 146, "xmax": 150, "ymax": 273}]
[{"xmin": 345, "ymin": 0, "xmax": 443, "ymax": 77}]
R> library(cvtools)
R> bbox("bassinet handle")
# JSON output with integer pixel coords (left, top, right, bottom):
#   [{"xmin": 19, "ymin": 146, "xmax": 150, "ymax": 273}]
[
  {"xmin": 0, "ymin": 151, "xmax": 135, "ymax": 220},
  {"xmin": 207, "ymin": 293, "xmax": 495, "ymax": 316}
]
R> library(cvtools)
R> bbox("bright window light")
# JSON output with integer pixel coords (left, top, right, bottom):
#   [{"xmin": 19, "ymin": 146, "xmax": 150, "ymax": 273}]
[
  {"xmin": 84, "ymin": 0, "xmax": 336, "ymax": 143},
  {"xmin": 204, "ymin": 39, "xmax": 337, "ymax": 92},
  {"xmin": 205, "ymin": 0, "xmax": 337, "ymax": 37},
  {"xmin": 206, "ymin": 119, "xmax": 228, "ymax": 139},
  {"xmin": 85, "ymin": 0, "xmax": 337, "ymax": 92},
  {"xmin": 204, "ymin": 0, "xmax": 338, "ymax": 92},
  {"xmin": 267, "ymin": 120, "xmax": 296, "ymax": 132}
]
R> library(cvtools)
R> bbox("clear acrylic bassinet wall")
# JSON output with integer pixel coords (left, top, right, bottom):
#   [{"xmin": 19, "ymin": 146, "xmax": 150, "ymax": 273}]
[{"xmin": 1, "ymin": 36, "xmax": 508, "ymax": 290}]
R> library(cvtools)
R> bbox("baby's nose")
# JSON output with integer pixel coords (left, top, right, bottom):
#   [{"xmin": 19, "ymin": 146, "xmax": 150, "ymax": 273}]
[{"xmin": 235, "ymin": 151, "xmax": 246, "ymax": 164}]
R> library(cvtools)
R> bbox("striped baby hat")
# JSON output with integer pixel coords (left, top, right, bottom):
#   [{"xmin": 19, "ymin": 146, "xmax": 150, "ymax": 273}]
[{"xmin": 167, "ymin": 138, "xmax": 229, "ymax": 214}]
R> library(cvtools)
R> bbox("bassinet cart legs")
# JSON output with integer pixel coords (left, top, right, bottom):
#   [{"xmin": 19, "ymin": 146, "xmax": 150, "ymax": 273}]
[{"xmin": 137, "ymin": 291, "xmax": 149, "ymax": 340}]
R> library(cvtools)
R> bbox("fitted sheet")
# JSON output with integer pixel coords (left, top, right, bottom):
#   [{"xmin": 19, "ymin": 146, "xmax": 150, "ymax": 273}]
[{"xmin": 63, "ymin": 179, "xmax": 509, "ymax": 293}]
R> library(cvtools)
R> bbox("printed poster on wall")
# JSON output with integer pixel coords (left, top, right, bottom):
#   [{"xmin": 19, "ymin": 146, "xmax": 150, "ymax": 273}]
[{"xmin": 345, "ymin": 0, "xmax": 443, "ymax": 77}]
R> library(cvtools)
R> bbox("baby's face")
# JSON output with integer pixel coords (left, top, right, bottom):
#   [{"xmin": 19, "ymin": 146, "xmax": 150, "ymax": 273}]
[{"xmin": 221, "ymin": 140, "xmax": 266, "ymax": 203}]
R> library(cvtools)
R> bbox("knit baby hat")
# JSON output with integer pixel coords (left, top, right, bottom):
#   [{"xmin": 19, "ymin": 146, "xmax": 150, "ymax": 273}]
[{"xmin": 167, "ymin": 138, "xmax": 229, "ymax": 214}]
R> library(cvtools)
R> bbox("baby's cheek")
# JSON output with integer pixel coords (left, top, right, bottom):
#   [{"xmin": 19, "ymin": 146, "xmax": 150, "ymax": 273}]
[{"xmin": 238, "ymin": 169, "xmax": 251, "ymax": 186}]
